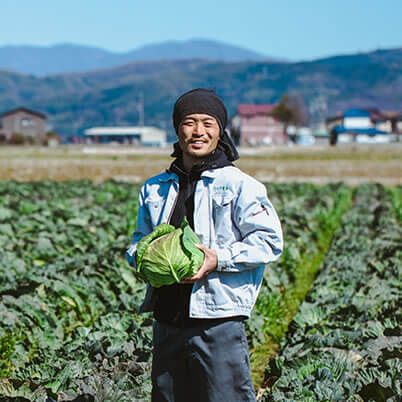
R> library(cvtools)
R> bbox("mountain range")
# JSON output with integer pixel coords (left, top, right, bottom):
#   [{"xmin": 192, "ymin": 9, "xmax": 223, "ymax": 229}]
[
  {"xmin": 0, "ymin": 39, "xmax": 267, "ymax": 76},
  {"xmin": 0, "ymin": 44, "xmax": 401, "ymax": 140}
]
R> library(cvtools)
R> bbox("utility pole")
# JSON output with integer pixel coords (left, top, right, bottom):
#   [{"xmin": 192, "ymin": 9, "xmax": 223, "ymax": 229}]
[{"xmin": 309, "ymin": 91, "xmax": 328, "ymax": 131}]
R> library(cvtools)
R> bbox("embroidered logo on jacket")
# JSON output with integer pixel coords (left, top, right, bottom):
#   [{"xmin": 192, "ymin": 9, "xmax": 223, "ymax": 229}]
[{"xmin": 213, "ymin": 185, "xmax": 230, "ymax": 193}]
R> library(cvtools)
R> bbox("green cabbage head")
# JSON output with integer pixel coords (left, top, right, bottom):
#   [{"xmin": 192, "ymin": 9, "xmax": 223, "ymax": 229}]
[{"xmin": 136, "ymin": 218, "xmax": 204, "ymax": 287}]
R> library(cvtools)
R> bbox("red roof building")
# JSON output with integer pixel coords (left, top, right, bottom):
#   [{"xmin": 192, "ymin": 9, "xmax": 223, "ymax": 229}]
[{"xmin": 231, "ymin": 104, "xmax": 285, "ymax": 145}]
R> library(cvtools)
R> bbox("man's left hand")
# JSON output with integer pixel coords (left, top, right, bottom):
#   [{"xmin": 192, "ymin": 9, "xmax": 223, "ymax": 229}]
[{"xmin": 180, "ymin": 244, "xmax": 218, "ymax": 283}]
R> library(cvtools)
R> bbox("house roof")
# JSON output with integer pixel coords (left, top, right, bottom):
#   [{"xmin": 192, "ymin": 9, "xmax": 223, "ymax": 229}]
[
  {"xmin": 1, "ymin": 107, "xmax": 46, "ymax": 119},
  {"xmin": 343, "ymin": 109, "xmax": 371, "ymax": 118},
  {"xmin": 237, "ymin": 104, "xmax": 276, "ymax": 117},
  {"xmin": 380, "ymin": 110, "xmax": 402, "ymax": 120},
  {"xmin": 328, "ymin": 108, "xmax": 402, "ymax": 124},
  {"xmin": 367, "ymin": 108, "xmax": 386, "ymax": 122},
  {"xmin": 83, "ymin": 126, "xmax": 166, "ymax": 137}
]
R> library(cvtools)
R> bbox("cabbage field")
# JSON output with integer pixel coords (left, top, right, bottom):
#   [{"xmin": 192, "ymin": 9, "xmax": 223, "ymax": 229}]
[{"xmin": 0, "ymin": 180, "xmax": 400, "ymax": 401}]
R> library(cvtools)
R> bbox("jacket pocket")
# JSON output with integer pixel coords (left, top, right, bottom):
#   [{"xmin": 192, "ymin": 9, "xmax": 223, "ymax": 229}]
[
  {"xmin": 212, "ymin": 193, "xmax": 235, "ymax": 245},
  {"xmin": 145, "ymin": 197, "xmax": 164, "ymax": 226}
]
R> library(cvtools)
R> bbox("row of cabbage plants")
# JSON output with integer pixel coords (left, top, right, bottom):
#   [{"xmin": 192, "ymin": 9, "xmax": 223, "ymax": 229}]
[
  {"xmin": 263, "ymin": 184, "xmax": 401, "ymax": 401},
  {"xmin": 248, "ymin": 182, "xmax": 352, "ymax": 386},
  {"xmin": 0, "ymin": 181, "xmax": 153, "ymax": 401},
  {"xmin": 8, "ymin": 179, "xmax": 400, "ymax": 401}
]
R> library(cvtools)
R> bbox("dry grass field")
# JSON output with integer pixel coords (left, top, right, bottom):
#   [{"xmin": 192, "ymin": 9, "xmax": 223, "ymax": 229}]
[{"xmin": 0, "ymin": 144, "xmax": 401, "ymax": 185}]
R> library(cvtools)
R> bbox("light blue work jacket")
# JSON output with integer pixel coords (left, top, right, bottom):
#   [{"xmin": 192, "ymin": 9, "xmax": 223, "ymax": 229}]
[{"xmin": 126, "ymin": 166, "xmax": 283, "ymax": 318}]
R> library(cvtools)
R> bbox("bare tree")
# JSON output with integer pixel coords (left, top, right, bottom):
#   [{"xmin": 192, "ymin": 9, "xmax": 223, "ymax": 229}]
[{"xmin": 272, "ymin": 94, "xmax": 308, "ymax": 142}]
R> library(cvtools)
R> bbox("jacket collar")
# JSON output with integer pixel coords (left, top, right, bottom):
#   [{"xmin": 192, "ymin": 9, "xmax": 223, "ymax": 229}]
[{"xmin": 158, "ymin": 170, "xmax": 178, "ymax": 183}]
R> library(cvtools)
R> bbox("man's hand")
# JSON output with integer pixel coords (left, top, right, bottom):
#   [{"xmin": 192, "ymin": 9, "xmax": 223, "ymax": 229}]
[{"xmin": 180, "ymin": 244, "xmax": 218, "ymax": 283}]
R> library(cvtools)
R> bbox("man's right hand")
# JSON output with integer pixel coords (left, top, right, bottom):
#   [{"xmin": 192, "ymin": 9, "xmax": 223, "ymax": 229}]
[{"xmin": 180, "ymin": 244, "xmax": 218, "ymax": 283}]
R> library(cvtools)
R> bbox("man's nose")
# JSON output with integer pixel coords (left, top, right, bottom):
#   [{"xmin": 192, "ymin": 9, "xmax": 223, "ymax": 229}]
[{"xmin": 193, "ymin": 122, "xmax": 204, "ymax": 135}]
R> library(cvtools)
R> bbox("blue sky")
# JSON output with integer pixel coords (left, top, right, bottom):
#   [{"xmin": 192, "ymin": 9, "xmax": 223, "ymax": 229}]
[{"xmin": 1, "ymin": 0, "xmax": 401, "ymax": 60}]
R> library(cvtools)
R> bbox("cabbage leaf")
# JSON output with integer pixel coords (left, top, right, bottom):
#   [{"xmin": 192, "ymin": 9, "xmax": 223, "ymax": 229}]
[{"xmin": 136, "ymin": 218, "xmax": 204, "ymax": 287}]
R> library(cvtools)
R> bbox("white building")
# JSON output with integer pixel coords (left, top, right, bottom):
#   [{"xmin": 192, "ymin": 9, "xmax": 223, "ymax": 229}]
[
  {"xmin": 343, "ymin": 109, "xmax": 372, "ymax": 130},
  {"xmin": 327, "ymin": 109, "xmax": 401, "ymax": 145},
  {"xmin": 84, "ymin": 126, "xmax": 167, "ymax": 147}
]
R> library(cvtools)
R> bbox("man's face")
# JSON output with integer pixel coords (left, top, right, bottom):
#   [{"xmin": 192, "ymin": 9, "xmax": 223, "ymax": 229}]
[{"xmin": 177, "ymin": 113, "xmax": 220, "ymax": 166}]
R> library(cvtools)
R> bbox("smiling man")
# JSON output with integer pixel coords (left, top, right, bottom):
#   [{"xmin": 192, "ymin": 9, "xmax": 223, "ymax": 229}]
[
  {"xmin": 127, "ymin": 88, "xmax": 283, "ymax": 401},
  {"xmin": 177, "ymin": 113, "xmax": 220, "ymax": 165}
]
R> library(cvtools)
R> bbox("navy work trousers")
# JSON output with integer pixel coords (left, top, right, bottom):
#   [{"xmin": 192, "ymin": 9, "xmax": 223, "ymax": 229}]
[{"xmin": 151, "ymin": 318, "xmax": 256, "ymax": 402}]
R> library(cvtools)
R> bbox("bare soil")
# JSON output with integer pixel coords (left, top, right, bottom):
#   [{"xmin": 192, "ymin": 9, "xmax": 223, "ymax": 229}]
[{"xmin": 0, "ymin": 144, "xmax": 401, "ymax": 185}]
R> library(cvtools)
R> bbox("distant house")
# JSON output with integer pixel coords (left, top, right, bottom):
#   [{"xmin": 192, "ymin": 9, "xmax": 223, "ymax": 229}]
[
  {"xmin": 230, "ymin": 104, "xmax": 285, "ymax": 146},
  {"xmin": 0, "ymin": 107, "xmax": 47, "ymax": 143},
  {"xmin": 375, "ymin": 110, "xmax": 402, "ymax": 134},
  {"xmin": 84, "ymin": 126, "xmax": 167, "ymax": 147},
  {"xmin": 326, "ymin": 108, "xmax": 401, "ymax": 144}
]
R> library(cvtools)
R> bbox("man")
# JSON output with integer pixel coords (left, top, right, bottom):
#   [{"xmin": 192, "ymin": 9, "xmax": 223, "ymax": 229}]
[{"xmin": 127, "ymin": 88, "xmax": 283, "ymax": 401}]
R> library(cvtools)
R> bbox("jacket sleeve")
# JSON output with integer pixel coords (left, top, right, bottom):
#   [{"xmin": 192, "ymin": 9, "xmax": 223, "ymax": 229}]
[
  {"xmin": 215, "ymin": 181, "xmax": 283, "ymax": 273},
  {"xmin": 126, "ymin": 185, "xmax": 153, "ymax": 268}
]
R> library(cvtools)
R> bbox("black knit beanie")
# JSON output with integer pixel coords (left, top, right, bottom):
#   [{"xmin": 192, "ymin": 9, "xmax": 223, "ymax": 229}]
[
  {"xmin": 172, "ymin": 88, "xmax": 239, "ymax": 161},
  {"xmin": 172, "ymin": 88, "xmax": 228, "ymax": 133}
]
